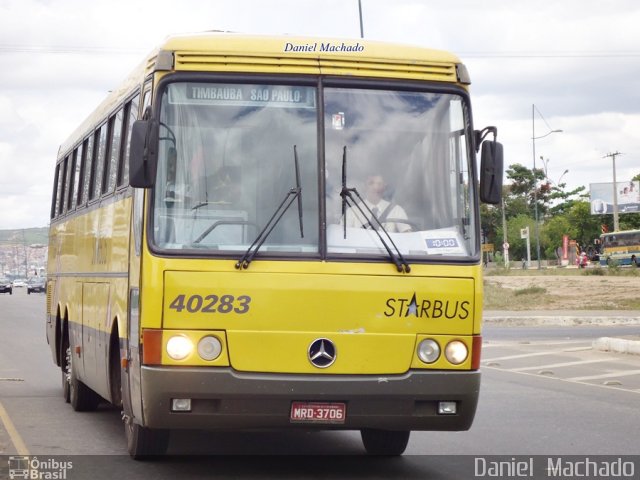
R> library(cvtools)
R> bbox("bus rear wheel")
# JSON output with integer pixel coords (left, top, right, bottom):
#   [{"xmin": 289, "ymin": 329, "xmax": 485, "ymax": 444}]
[
  {"xmin": 125, "ymin": 416, "xmax": 170, "ymax": 459},
  {"xmin": 361, "ymin": 429, "xmax": 410, "ymax": 456},
  {"xmin": 61, "ymin": 335, "xmax": 71, "ymax": 403},
  {"xmin": 68, "ymin": 343, "xmax": 101, "ymax": 412}
]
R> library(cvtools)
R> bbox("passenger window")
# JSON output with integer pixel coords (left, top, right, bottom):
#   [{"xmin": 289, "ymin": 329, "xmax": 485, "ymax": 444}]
[
  {"xmin": 59, "ymin": 156, "xmax": 69, "ymax": 214},
  {"xmin": 67, "ymin": 151, "xmax": 78, "ymax": 211},
  {"xmin": 104, "ymin": 110, "xmax": 123, "ymax": 194},
  {"xmin": 81, "ymin": 136, "xmax": 94, "ymax": 205},
  {"xmin": 90, "ymin": 125, "xmax": 107, "ymax": 200},
  {"xmin": 74, "ymin": 143, "xmax": 84, "ymax": 207},
  {"xmin": 118, "ymin": 95, "xmax": 140, "ymax": 186},
  {"xmin": 51, "ymin": 164, "xmax": 61, "ymax": 219}
]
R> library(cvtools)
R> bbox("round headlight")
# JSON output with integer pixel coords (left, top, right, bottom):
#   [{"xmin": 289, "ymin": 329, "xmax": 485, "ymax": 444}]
[
  {"xmin": 197, "ymin": 336, "xmax": 222, "ymax": 361},
  {"xmin": 445, "ymin": 340, "xmax": 468, "ymax": 365},
  {"xmin": 417, "ymin": 339, "xmax": 440, "ymax": 364},
  {"xmin": 166, "ymin": 335, "xmax": 193, "ymax": 360}
]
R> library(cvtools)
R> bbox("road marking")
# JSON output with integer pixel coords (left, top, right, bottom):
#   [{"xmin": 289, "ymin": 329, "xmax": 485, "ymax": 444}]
[
  {"xmin": 0, "ymin": 400, "xmax": 29, "ymax": 455},
  {"xmin": 483, "ymin": 350, "xmax": 567, "ymax": 362},
  {"xmin": 567, "ymin": 369, "xmax": 640, "ymax": 382},
  {"xmin": 483, "ymin": 366, "xmax": 640, "ymax": 395},
  {"xmin": 509, "ymin": 358, "xmax": 612, "ymax": 372}
]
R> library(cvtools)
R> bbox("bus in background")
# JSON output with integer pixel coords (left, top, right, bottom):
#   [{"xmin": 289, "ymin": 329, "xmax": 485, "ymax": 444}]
[
  {"xmin": 46, "ymin": 32, "xmax": 503, "ymax": 458},
  {"xmin": 599, "ymin": 229, "xmax": 640, "ymax": 266}
]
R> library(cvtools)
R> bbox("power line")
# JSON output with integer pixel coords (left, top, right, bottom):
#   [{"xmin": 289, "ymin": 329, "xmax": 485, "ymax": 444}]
[
  {"xmin": 0, "ymin": 44, "xmax": 146, "ymax": 55},
  {"xmin": 458, "ymin": 51, "xmax": 640, "ymax": 58},
  {"xmin": 1, "ymin": 43, "xmax": 639, "ymax": 58}
]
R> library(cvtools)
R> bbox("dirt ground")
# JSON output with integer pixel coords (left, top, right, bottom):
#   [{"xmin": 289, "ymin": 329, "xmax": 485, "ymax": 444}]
[{"xmin": 483, "ymin": 273, "xmax": 639, "ymax": 310}]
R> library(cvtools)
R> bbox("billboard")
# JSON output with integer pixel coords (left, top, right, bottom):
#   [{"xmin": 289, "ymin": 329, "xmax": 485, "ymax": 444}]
[{"xmin": 589, "ymin": 181, "xmax": 640, "ymax": 215}]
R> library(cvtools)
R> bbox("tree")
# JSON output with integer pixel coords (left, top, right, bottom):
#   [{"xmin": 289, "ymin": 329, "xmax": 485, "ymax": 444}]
[{"xmin": 566, "ymin": 201, "xmax": 602, "ymax": 250}]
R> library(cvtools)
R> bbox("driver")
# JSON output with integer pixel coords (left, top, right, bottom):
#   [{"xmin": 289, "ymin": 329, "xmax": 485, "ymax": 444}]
[{"xmin": 343, "ymin": 174, "xmax": 411, "ymax": 233}]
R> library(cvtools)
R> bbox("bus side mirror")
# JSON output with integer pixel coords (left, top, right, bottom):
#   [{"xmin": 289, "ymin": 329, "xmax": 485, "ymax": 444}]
[
  {"xmin": 129, "ymin": 119, "xmax": 158, "ymax": 188},
  {"xmin": 479, "ymin": 140, "xmax": 503, "ymax": 204}
]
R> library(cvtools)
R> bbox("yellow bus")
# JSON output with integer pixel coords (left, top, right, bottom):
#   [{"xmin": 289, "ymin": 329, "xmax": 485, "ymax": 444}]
[
  {"xmin": 47, "ymin": 32, "xmax": 503, "ymax": 458},
  {"xmin": 599, "ymin": 229, "xmax": 640, "ymax": 266}
]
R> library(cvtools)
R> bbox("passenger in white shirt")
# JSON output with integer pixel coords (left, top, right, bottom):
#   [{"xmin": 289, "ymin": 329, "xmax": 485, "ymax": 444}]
[{"xmin": 344, "ymin": 174, "xmax": 411, "ymax": 233}]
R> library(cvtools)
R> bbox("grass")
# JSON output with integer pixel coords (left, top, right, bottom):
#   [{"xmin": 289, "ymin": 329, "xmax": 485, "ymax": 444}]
[
  {"xmin": 484, "ymin": 266, "xmax": 640, "ymax": 311},
  {"xmin": 514, "ymin": 286, "xmax": 547, "ymax": 296},
  {"xmin": 483, "ymin": 283, "xmax": 550, "ymax": 310},
  {"xmin": 484, "ymin": 266, "xmax": 640, "ymax": 277}
]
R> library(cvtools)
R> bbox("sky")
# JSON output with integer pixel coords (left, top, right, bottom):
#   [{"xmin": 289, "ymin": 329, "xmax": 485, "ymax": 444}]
[{"xmin": 0, "ymin": 0, "xmax": 639, "ymax": 229}]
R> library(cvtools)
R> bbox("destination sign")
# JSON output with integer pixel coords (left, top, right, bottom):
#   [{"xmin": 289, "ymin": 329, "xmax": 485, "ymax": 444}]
[{"xmin": 168, "ymin": 83, "xmax": 316, "ymax": 108}]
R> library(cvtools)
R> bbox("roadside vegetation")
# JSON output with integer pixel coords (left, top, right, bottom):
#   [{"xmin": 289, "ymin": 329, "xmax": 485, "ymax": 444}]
[
  {"xmin": 481, "ymin": 165, "xmax": 640, "ymax": 264},
  {"xmin": 483, "ymin": 267, "xmax": 640, "ymax": 311}
]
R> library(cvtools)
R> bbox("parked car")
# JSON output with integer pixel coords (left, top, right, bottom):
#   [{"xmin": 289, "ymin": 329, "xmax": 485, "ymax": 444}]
[
  {"xmin": 12, "ymin": 278, "xmax": 28, "ymax": 288},
  {"xmin": 27, "ymin": 278, "xmax": 46, "ymax": 294},
  {"xmin": 0, "ymin": 278, "xmax": 12, "ymax": 295}
]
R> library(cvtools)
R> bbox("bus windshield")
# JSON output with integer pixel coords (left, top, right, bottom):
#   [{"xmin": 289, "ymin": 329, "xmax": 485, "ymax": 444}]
[{"xmin": 152, "ymin": 80, "xmax": 477, "ymax": 260}]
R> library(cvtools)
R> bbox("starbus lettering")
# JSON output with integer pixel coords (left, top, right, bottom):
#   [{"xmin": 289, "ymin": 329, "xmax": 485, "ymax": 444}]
[{"xmin": 384, "ymin": 293, "xmax": 470, "ymax": 320}]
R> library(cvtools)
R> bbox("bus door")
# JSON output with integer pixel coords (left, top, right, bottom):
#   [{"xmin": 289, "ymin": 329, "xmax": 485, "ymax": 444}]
[{"xmin": 81, "ymin": 282, "xmax": 110, "ymax": 397}]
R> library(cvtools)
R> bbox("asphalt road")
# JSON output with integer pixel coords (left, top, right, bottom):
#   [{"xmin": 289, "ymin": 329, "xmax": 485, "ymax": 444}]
[{"xmin": 1, "ymin": 289, "xmax": 639, "ymax": 479}]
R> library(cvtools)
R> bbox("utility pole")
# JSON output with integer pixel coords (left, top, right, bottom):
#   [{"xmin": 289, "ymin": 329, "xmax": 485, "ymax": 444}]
[
  {"xmin": 502, "ymin": 198, "xmax": 509, "ymax": 268},
  {"xmin": 357, "ymin": 0, "xmax": 364, "ymax": 38},
  {"xmin": 603, "ymin": 152, "xmax": 622, "ymax": 232}
]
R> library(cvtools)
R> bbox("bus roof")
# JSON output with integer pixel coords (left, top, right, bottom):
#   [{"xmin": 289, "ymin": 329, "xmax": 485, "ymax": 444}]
[{"xmin": 58, "ymin": 32, "xmax": 467, "ymax": 159}]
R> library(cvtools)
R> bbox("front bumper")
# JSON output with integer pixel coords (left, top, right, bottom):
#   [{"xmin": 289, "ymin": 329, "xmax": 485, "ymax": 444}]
[{"xmin": 140, "ymin": 366, "xmax": 480, "ymax": 431}]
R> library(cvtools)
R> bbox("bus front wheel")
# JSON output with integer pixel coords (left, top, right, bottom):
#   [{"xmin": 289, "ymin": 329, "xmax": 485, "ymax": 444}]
[
  {"xmin": 361, "ymin": 428, "xmax": 410, "ymax": 456},
  {"xmin": 125, "ymin": 417, "xmax": 170, "ymax": 459}
]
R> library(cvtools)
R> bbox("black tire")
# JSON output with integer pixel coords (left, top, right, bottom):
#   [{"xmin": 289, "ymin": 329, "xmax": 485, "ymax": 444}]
[
  {"xmin": 125, "ymin": 416, "xmax": 170, "ymax": 459},
  {"xmin": 109, "ymin": 336, "xmax": 122, "ymax": 408},
  {"xmin": 61, "ymin": 333, "xmax": 71, "ymax": 403},
  {"xmin": 361, "ymin": 429, "xmax": 410, "ymax": 456},
  {"xmin": 69, "ymin": 342, "xmax": 101, "ymax": 412}
]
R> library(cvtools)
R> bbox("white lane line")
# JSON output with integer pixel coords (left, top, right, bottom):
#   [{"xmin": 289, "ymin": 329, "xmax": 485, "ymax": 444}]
[
  {"xmin": 483, "ymin": 351, "xmax": 567, "ymax": 362},
  {"xmin": 567, "ymin": 369, "xmax": 640, "ymax": 382},
  {"xmin": 510, "ymin": 358, "xmax": 611, "ymax": 372}
]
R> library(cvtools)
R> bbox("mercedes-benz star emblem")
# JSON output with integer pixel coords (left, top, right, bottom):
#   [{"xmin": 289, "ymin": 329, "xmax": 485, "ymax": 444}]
[{"xmin": 308, "ymin": 338, "xmax": 336, "ymax": 368}]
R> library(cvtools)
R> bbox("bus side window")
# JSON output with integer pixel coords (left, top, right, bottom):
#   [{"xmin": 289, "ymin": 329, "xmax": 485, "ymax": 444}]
[
  {"xmin": 118, "ymin": 94, "xmax": 140, "ymax": 187},
  {"xmin": 90, "ymin": 124, "xmax": 107, "ymax": 201},
  {"xmin": 80, "ymin": 136, "xmax": 94, "ymax": 206},
  {"xmin": 51, "ymin": 163, "xmax": 61, "ymax": 219},
  {"xmin": 73, "ymin": 143, "xmax": 84, "ymax": 210},
  {"xmin": 104, "ymin": 109, "xmax": 123, "ymax": 194},
  {"xmin": 59, "ymin": 156, "xmax": 69, "ymax": 215},
  {"xmin": 67, "ymin": 150, "xmax": 78, "ymax": 212}
]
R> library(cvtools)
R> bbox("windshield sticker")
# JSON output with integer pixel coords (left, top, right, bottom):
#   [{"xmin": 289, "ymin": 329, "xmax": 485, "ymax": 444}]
[
  {"xmin": 422, "ymin": 230, "xmax": 467, "ymax": 255},
  {"xmin": 332, "ymin": 112, "xmax": 345, "ymax": 130}
]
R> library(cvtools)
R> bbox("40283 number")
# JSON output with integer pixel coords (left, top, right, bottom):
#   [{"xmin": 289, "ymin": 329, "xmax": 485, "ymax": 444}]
[{"xmin": 168, "ymin": 294, "xmax": 251, "ymax": 314}]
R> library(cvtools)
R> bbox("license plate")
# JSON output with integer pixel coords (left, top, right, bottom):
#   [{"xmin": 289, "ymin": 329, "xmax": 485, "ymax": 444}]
[{"xmin": 290, "ymin": 402, "xmax": 346, "ymax": 424}]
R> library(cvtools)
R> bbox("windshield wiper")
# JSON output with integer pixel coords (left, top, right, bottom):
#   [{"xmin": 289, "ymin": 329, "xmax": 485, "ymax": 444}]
[
  {"xmin": 339, "ymin": 146, "xmax": 411, "ymax": 273},
  {"xmin": 235, "ymin": 146, "xmax": 303, "ymax": 270}
]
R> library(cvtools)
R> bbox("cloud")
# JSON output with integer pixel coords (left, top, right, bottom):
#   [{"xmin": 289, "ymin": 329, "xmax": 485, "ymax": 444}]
[{"xmin": 0, "ymin": 0, "xmax": 639, "ymax": 228}]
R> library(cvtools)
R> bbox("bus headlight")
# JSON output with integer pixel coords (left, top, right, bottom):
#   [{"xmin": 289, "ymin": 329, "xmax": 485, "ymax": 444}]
[
  {"xmin": 166, "ymin": 335, "xmax": 193, "ymax": 360},
  {"xmin": 417, "ymin": 339, "xmax": 440, "ymax": 364},
  {"xmin": 197, "ymin": 336, "xmax": 222, "ymax": 361},
  {"xmin": 445, "ymin": 340, "xmax": 468, "ymax": 365}
]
